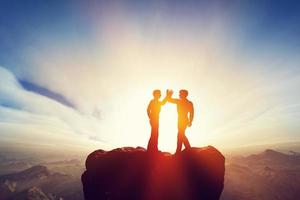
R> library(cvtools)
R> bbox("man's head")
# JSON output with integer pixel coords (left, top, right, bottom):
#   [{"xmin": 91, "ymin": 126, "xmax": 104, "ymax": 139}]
[
  {"xmin": 153, "ymin": 90, "xmax": 161, "ymax": 99},
  {"xmin": 179, "ymin": 89, "xmax": 188, "ymax": 99}
]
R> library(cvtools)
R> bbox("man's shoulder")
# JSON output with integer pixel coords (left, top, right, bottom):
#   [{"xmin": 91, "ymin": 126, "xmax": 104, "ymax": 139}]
[
  {"xmin": 148, "ymin": 99, "xmax": 154, "ymax": 105},
  {"xmin": 149, "ymin": 99, "xmax": 159, "ymax": 105},
  {"xmin": 187, "ymin": 99, "xmax": 193, "ymax": 105}
]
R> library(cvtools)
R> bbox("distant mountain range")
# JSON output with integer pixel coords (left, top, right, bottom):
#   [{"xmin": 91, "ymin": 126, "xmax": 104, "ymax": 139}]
[
  {"xmin": 221, "ymin": 149, "xmax": 300, "ymax": 200},
  {"xmin": 0, "ymin": 165, "xmax": 83, "ymax": 200},
  {"xmin": 231, "ymin": 149, "xmax": 300, "ymax": 167}
]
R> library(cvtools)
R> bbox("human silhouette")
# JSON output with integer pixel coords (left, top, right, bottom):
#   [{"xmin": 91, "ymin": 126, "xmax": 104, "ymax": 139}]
[
  {"xmin": 167, "ymin": 90, "xmax": 194, "ymax": 154},
  {"xmin": 147, "ymin": 90, "xmax": 171, "ymax": 152}
]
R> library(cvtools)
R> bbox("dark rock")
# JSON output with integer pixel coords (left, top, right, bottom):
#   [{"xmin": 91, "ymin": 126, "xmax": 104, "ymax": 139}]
[{"xmin": 82, "ymin": 146, "xmax": 225, "ymax": 200}]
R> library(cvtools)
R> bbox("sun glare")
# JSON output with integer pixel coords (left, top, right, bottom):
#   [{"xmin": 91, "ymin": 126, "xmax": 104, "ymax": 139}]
[{"xmin": 158, "ymin": 103, "xmax": 178, "ymax": 153}]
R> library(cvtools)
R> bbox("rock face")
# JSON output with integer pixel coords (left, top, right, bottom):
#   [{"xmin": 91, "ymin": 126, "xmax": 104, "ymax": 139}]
[
  {"xmin": 82, "ymin": 146, "xmax": 225, "ymax": 200},
  {"xmin": 81, "ymin": 146, "xmax": 225, "ymax": 200}
]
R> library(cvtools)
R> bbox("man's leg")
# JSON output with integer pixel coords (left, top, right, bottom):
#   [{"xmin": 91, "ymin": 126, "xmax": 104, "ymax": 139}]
[
  {"xmin": 182, "ymin": 129, "xmax": 191, "ymax": 149},
  {"xmin": 152, "ymin": 126, "xmax": 158, "ymax": 151},
  {"xmin": 147, "ymin": 127, "xmax": 154, "ymax": 151},
  {"xmin": 175, "ymin": 126, "xmax": 184, "ymax": 154},
  {"xmin": 147, "ymin": 120, "xmax": 159, "ymax": 151}
]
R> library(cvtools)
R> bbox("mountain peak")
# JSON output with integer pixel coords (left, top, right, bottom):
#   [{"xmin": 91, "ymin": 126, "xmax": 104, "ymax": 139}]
[
  {"xmin": 263, "ymin": 149, "xmax": 280, "ymax": 154},
  {"xmin": 82, "ymin": 146, "xmax": 225, "ymax": 200},
  {"xmin": 261, "ymin": 149, "xmax": 286, "ymax": 158},
  {"xmin": 1, "ymin": 165, "xmax": 50, "ymax": 181},
  {"xmin": 21, "ymin": 165, "xmax": 49, "ymax": 176}
]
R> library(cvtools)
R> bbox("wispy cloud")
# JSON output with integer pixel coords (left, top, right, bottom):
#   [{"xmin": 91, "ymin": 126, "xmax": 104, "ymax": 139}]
[{"xmin": 0, "ymin": 66, "xmax": 106, "ymax": 151}]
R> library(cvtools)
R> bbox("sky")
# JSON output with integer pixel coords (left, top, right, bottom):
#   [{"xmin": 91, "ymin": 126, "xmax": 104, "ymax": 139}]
[{"xmin": 0, "ymin": 0, "xmax": 300, "ymax": 153}]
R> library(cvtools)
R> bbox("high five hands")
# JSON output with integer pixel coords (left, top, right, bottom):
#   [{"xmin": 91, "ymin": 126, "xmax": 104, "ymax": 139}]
[{"xmin": 166, "ymin": 89, "xmax": 174, "ymax": 99}]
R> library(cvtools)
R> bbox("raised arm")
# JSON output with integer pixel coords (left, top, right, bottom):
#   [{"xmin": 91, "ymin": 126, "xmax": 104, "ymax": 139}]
[
  {"xmin": 188, "ymin": 102, "xmax": 194, "ymax": 127},
  {"xmin": 166, "ymin": 90, "xmax": 179, "ymax": 104},
  {"xmin": 162, "ymin": 89, "xmax": 176, "ymax": 105},
  {"xmin": 168, "ymin": 98, "xmax": 180, "ymax": 104},
  {"xmin": 161, "ymin": 97, "xmax": 168, "ymax": 105},
  {"xmin": 161, "ymin": 90, "xmax": 171, "ymax": 105}
]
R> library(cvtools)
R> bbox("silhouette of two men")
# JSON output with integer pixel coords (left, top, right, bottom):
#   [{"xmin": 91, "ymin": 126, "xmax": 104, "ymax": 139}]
[{"xmin": 147, "ymin": 89, "xmax": 194, "ymax": 154}]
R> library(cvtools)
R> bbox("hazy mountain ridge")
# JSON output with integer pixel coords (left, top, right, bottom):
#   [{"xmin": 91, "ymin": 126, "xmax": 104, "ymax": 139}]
[
  {"xmin": 0, "ymin": 165, "xmax": 83, "ymax": 200},
  {"xmin": 0, "ymin": 151, "xmax": 85, "ymax": 178},
  {"xmin": 0, "ymin": 154, "xmax": 41, "ymax": 176},
  {"xmin": 221, "ymin": 149, "xmax": 300, "ymax": 200}
]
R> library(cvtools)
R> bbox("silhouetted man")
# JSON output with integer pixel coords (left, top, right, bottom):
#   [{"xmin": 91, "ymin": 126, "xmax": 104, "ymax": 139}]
[
  {"xmin": 168, "ymin": 90, "xmax": 194, "ymax": 154},
  {"xmin": 147, "ymin": 90, "xmax": 171, "ymax": 152}
]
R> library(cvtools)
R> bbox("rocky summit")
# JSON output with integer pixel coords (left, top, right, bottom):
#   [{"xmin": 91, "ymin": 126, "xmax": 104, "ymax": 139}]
[{"xmin": 82, "ymin": 146, "xmax": 225, "ymax": 200}]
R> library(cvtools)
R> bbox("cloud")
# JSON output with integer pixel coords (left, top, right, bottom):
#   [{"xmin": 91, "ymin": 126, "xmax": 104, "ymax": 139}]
[
  {"xmin": 19, "ymin": 79, "xmax": 75, "ymax": 108},
  {"xmin": 0, "ymin": 66, "xmax": 107, "ymax": 152}
]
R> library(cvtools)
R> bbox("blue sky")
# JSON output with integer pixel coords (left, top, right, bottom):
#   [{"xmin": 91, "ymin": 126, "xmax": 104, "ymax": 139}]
[
  {"xmin": 0, "ymin": 0, "xmax": 300, "ymax": 153},
  {"xmin": 1, "ymin": 0, "xmax": 300, "ymax": 68}
]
